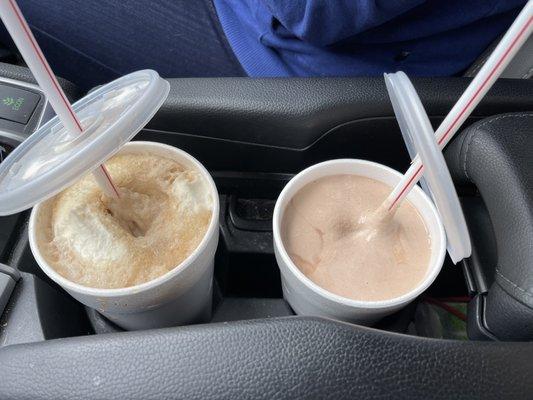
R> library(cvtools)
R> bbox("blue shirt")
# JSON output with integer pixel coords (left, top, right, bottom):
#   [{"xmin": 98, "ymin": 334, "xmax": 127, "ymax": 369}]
[{"xmin": 213, "ymin": 0, "xmax": 526, "ymax": 77}]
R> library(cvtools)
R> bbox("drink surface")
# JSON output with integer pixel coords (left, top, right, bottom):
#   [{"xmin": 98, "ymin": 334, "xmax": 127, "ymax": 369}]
[
  {"xmin": 281, "ymin": 174, "xmax": 431, "ymax": 302},
  {"xmin": 35, "ymin": 152, "xmax": 213, "ymax": 289}
]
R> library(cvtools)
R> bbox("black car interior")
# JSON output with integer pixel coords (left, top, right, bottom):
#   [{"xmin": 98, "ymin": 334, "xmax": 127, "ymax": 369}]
[{"xmin": 0, "ymin": 55, "xmax": 532, "ymax": 399}]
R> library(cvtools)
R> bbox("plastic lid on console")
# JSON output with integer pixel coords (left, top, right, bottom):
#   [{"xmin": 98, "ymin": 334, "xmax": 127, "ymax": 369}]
[
  {"xmin": 384, "ymin": 71, "xmax": 471, "ymax": 264},
  {"xmin": 0, "ymin": 69, "xmax": 169, "ymax": 215}
]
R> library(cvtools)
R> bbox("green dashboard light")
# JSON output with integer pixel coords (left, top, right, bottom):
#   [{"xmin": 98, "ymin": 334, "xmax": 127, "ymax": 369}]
[{"xmin": 2, "ymin": 96, "xmax": 24, "ymax": 111}]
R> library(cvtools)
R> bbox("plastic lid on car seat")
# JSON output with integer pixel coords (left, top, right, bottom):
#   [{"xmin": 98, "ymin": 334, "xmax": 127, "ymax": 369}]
[
  {"xmin": 384, "ymin": 71, "xmax": 471, "ymax": 264},
  {"xmin": 0, "ymin": 69, "xmax": 169, "ymax": 215}
]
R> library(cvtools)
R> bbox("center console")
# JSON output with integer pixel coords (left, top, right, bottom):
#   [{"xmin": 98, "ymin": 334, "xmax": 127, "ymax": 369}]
[{"xmin": 0, "ymin": 63, "xmax": 532, "ymax": 399}]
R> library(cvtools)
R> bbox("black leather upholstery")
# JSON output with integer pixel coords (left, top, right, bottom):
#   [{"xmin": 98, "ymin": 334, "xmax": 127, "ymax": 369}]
[
  {"xmin": 151, "ymin": 77, "xmax": 533, "ymax": 148},
  {"xmin": 445, "ymin": 113, "xmax": 533, "ymax": 340},
  {"xmin": 0, "ymin": 317, "xmax": 532, "ymax": 400}
]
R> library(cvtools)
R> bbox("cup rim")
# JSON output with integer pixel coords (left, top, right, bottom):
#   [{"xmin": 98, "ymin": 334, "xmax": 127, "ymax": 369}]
[
  {"xmin": 28, "ymin": 141, "xmax": 220, "ymax": 298},
  {"xmin": 273, "ymin": 159, "xmax": 446, "ymax": 310}
]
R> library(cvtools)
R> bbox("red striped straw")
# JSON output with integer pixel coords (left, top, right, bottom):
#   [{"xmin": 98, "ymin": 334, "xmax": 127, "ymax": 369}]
[
  {"xmin": 0, "ymin": 0, "xmax": 120, "ymax": 198},
  {"xmin": 384, "ymin": 2, "xmax": 532, "ymax": 212}
]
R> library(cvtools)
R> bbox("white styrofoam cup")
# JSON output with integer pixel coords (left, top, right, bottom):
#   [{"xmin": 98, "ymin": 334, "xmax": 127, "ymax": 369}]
[
  {"xmin": 273, "ymin": 159, "xmax": 446, "ymax": 325},
  {"xmin": 29, "ymin": 141, "xmax": 220, "ymax": 330}
]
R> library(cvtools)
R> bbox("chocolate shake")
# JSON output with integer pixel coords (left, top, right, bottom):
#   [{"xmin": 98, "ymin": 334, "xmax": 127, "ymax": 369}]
[
  {"xmin": 281, "ymin": 174, "xmax": 431, "ymax": 301},
  {"xmin": 34, "ymin": 152, "xmax": 213, "ymax": 289}
]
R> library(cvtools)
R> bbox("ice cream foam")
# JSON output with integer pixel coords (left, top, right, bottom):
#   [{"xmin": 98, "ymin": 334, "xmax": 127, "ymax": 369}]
[{"xmin": 34, "ymin": 152, "xmax": 213, "ymax": 289}]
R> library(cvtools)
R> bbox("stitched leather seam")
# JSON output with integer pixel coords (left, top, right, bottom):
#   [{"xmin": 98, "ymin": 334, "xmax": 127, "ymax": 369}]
[
  {"xmin": 522, "ymin": 66, "xmax": 533, "ymax": 79},
  {"xmin": 463, "ymin": 126, "xmax": 480, "ymax": 181},
  {"xmin": 496, "ymin": 268, "xmax": 533, "ymax": 298},
  {"xmin": 463, "ymin": 113, "xmax": 533, "ymax": 180}
]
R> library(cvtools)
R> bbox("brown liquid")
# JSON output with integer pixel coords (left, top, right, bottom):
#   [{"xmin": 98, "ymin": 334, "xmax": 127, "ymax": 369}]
[
  {"xmin": 281, "ymin": 174, "xmax": 431, "ymax": 301},
  {"xmin": 35, "ymin": 152, "xmax": 212, "ymax": 289}
]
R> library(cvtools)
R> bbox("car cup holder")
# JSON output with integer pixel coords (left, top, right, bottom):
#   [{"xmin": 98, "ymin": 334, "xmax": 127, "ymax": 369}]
[{"xmin": 8, "ymin": 72, "xmax": 533, "ymax": 341}]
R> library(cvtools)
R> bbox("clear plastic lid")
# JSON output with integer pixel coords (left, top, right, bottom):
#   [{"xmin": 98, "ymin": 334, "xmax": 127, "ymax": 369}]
[
  {"xmin": 384, "ymin": 71, "xmax": 471, "ymax": 264},
  {"xmin": 0, "ymin": 69, "xmax": 170, "ymax": 215}
]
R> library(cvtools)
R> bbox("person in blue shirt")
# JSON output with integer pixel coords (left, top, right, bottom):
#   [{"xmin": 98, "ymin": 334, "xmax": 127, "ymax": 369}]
[{"xmin": 0, "ymin": 0, "xmax": 526, "ymax": 90}]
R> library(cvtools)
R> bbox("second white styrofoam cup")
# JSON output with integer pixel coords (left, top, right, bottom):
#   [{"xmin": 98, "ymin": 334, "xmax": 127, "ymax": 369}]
[{"xmin": 273, "ymin": 159, "xmax": 446, "ymax": 325}]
